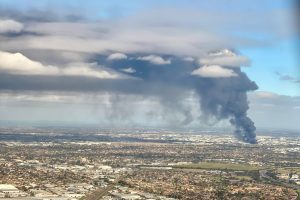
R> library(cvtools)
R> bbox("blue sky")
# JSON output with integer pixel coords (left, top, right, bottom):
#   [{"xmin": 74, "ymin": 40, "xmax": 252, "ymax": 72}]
[{"xmin": 242, "ymin": 38, "xmax": 300, "ymax": 96}]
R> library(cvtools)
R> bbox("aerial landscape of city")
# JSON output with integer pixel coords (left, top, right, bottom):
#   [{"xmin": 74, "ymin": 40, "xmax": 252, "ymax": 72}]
[
  {"xmin": 0, "ymin": 0, "xmax": 299, "ymax": 199},
  {"xmin": 0, "ymin": 127, "xmax": 299, "ymax": 199}
]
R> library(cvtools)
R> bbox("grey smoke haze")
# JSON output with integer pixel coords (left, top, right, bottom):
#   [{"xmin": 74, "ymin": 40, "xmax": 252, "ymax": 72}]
[{"xmin": 0, "ymin": 52, "xmax": 258, "ymax": 143}]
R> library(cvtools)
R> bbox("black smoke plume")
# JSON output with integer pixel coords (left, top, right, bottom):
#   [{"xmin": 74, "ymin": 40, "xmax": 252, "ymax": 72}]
[{"xmin": 193, "ymin": 69, "xmax": 258, "ymax": 143}]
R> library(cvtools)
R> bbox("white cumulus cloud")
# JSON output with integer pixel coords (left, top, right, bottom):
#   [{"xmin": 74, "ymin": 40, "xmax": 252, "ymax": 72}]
[
  {"xmin": 121, "ymin": 67, "xmax": 136, "ymax": 73},
  {"xmin": 0, "ymin": 19, "xmax": 24, "ymax": 33},
  {"xmin": 0, "ymin": 51, "xmax": 122, "ymax": 79},
  {"xmin": 199, "ymin": 49, "xmax": 250, "ymax": 67},
  {"xmin": 107, "ymin": 53, "xmax": 127, "ymax": 60},
  {"xmin": 191, "ymin": 65, "xmax": 237, "ymax": 78},
  {"xmin": 137, "ymin": 55, "xmax": 171, "ymax": 65}
]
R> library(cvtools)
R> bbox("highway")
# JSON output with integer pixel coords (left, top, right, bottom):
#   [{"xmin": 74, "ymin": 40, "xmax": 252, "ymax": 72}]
[
  {"xmin": 84, "ymin": 175, "xmax": 126, "ymax": 200},
  {"xmin": 259, "ymin": 170, "xmax": 300, "ymax": 190}
]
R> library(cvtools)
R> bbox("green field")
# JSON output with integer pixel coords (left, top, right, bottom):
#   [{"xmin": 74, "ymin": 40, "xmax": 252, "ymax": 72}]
[{"xmin": 172, "ymin": 162, "xmax": 263, "ymax": 171}]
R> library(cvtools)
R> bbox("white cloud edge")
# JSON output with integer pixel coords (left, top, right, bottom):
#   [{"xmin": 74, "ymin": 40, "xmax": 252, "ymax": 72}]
[
  {"xmin": 0, "ymin": 51, "xmax": 124, "ymax": 79},
  {"xmin": 198, "ymin": 49, "xmax": 250, "ymax": 67},
  {"xmin": 0, "ymin": 19, "xmax": 24, "ymax": 33},
  {"xmin": 137, "ymin": 55, "xmax": 171, "ymax": 65},
  {"xmin": 121, "ymin": 67, "xmax": 136, "ymax": 73},
  {"xmin": 191, "ymin": 65, "xmax": 237, "ymax": 78},
  {"xmin": 107, "ymin": 53, "xmax": 128, "ymax": 60}
]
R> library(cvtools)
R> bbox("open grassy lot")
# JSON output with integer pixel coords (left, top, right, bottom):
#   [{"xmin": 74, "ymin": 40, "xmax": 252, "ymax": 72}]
[
  {"xmin": 172, "ymin": 162, "xmax": 263, "ymax": 171},
  {"xmin": 276, "ymin": 167, "xmax": 300, "ymax": 175}
]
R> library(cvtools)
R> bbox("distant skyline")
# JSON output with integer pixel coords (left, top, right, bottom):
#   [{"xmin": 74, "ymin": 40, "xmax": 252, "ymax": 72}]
[{"xmin": 0, "ymin": 0, "xmax": 299, "ymax": 132}]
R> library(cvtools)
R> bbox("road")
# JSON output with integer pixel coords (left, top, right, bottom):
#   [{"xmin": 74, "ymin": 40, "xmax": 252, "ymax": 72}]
[
  {"xmin": 259, "ymin": 170, "xmax": 300, "ymax": 190},
  {"xmin": 84, "ymin": 175, "xmax": 126, "ymax": 200}
]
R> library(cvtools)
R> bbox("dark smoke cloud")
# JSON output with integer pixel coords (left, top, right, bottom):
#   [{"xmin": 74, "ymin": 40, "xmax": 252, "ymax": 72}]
[
  {"xmin": 0, "ymin": 54, "xmax": 258, "ymax": 143},
  {"xmin": 192, "ymin": 70, "xmax": 258, "ymax": 143}
]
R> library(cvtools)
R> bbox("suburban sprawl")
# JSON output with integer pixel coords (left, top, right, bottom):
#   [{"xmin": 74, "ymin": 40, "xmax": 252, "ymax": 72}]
[{"xmin": 0, "ymin": 127, "xmax": 299, "ymax": 200}]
